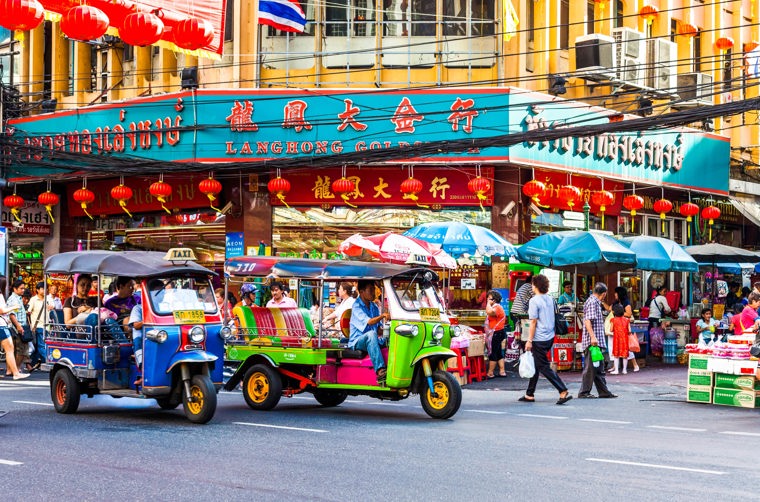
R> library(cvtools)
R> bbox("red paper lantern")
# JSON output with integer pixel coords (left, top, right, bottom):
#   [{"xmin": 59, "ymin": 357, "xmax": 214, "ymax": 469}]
[
  {"xmin": 267, "ymin": 176, "xmax": 292, "ymax": 207},
  {"xmin": 37, "ymin": 190, "xmax": 59, "ymax": 223},
  {"xmin": 715, "ymin": 37, "xmax": 734, "ymax": 52},
  {"xmin": 73, "ymin": 187, "xmax": 96, "ymax": 219},
  {"xmin": 149, "ymin": 180, "xmax": 173, "ymax": 213},
  {"xmin": 60, "ymin": 5, "xmax": 109, "ymax": 41},
  {"xmin": 199, "ymin": 176, "xmax": 223, "ymax": 211},
  {"xmin": 558, "ymin": 185, "xmax": 582, "ymax": 209},
  {"xmin": 400, "ymin": 177, "xmax": 427, "ymax": 208},
  {"xmin": 591, "ymin": 190, "xmax": 615, "ymax": 227},
  {"xmin": 120, "ymin": 11, "xmax": 164, "ymax": 47},
  {"xmin": 110, "ymin": 183, "xmax": 134, "ymax": 218},
  {"xmin": 622, "ymin": 194, "xmax": 644, "ymax": 232},
  {"xmin": 701, "ymin": 205, "xmax": 721, "ymax": 241},
  {"xmin": 678, "ymin": 22, "xmax": 697, "ymax": 38},
  {"xmin": 680, "ymin": 201, "xmax": 700, "ymax": 239},
  {"xmin": 639, "ymin": 5, "xmax": 658, "ymax": 25},
  {"xmin": 173, "ymin": 17, "xmax": 214, "ymax": 50},
  {"xmin": 0, "ymin": 0, "xmax": 44, "ymax": 33},
  {"xmin": 332, "ymin": 177, "xmax": 356, "ymax": 207},
  {"xmin": 467, "ymin": 176, "xmax": 491, "ymax": 211},
  {"xmin": 653, "ymin": 198, "xmax": 673, "ymax": 218},
  {"xmin": 522, "ymin": 180, "xmax": 546, "ymax": 204},
  {"xmin": 3, "ymin": 193, "xmax": 24, "ymax": 222}
]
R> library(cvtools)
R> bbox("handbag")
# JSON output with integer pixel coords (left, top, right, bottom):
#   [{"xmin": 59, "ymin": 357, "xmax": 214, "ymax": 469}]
[
  {"xmin": 628, "ymin": 332, "xmax": 641, "ymax": 353},
  {"xmin": 553, "ymin": 299, "xmax": 568, "ymax": 336},
  {"xmin": 21, "ymin": 324, "xmax": 34, "ymax": 343}
]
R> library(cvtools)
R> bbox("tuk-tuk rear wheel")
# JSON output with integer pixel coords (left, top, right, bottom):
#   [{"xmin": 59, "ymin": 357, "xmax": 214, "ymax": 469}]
[
  {"xmin": 420, "ymin": 370, "xmax": 462, "ymax": 419},
  {"xmin": 243, "ymin": 364, "xmax": 282, "ymax": 411},
  {"xmin": 182, "ymin": 374, "xmax": 217, "ymax": 424},
  {"xmin": 51, "ymin": 368, "xmax": 80, "ymax": 414}
]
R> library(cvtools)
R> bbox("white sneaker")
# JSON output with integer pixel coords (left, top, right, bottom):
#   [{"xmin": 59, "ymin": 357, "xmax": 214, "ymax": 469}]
[
  {"xmin": 609, "ymin": 371, "xmax": 619, "ymax": 375},
  {"xmin": 633, "ymin": 367, "xmax": 640, "ymax": 372},
  {"xmin": 622, "ymin": 370, "xmax": 627, "ymax": 374},
  {"xmin": 13, "ymin": 373, "xmax": 29, "ymax": 380}
]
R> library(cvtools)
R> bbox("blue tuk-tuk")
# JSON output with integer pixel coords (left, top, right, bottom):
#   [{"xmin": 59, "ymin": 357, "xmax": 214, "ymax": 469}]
[{"xmin": 42, "ymin": 249, "xmax": 230, "ymax": 424}]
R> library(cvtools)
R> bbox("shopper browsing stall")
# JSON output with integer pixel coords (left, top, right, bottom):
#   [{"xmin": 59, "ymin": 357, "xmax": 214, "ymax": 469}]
[{"xmin": 696, "ymin": 308, "xmax": 719, "ymax": 345}]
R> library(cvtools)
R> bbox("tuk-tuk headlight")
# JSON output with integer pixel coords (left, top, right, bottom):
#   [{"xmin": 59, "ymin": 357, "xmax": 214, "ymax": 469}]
[
  {"xmin": 394, "ymin": 324, "xmax": 419, "ymax": 337},
  {"xmin": 146, "ymin": 329, "xmax": 168, "ymax": 343},
  {"xmin": 220, "ymin": 326, "xmax": 233, "ymax": 340},
  {"xmin": 189, "ymin": 326, "xmax": 206, "ymax": 344},
  {"xmin": 432, "ymin": 324, "xmax": 445, "ymax": 341},
  {"xmin": 451, "ymin": 325, "xmax": 463, "ymax": 337}
]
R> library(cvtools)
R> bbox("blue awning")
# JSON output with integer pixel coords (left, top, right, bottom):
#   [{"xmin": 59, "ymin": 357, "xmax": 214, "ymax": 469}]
[{"xmin": 698, "ymin": 262, "xmax": 757, "ymax": 274}]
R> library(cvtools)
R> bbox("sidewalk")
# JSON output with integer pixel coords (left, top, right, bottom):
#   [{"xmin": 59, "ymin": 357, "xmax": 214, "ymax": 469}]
[{"xmin": 464, "ymin": 359, "xmax": 688, "ymax": 395}]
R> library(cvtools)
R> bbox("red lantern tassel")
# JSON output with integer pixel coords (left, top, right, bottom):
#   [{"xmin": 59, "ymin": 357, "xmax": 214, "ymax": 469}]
[
  {"xmin": 10, "ymin": 208, "xmax": 21, "ymax": 222},
  {"xmin": 156, "ymin": 196, "xmax": 170, "ymax": 214},
  {"xmin": 276, "ymin": 192, "xmax": 290, "ymax": 208},
  {"xmin": 205, "ymin": 193, "xmax": 221, "ymax": 212},
  {"xmin": 44, "ymin": 205, "xmax": 55, "ymax": 223},
  {"xmin": 81, "ymin": 203, "xmax": 93, "ymax": 220},
  {"xmin": 340, "ymin": 193, "xmax": 357, "ymax": 208},
  {"xmin": 119, "ymin": 200, "xmax": 133, "ymax": 218}
]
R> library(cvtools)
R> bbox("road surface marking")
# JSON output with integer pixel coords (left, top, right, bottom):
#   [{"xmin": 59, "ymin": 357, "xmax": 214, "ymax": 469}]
[
  {"xmin": 719, "ymin": 431, "xmax": 760, "ymax": 437},
  {"xmin": 517, "ymin": 413, "xmax": 568, "ymax": 420},
  {"xmin": 586, "ymin": 458, "xmax": 725, "ymax": 475},
  {"xmin": 579, "ymin": 419, "xmax": 632, "ymax": 424},
  {"xmin": 12, "ymin": 400, "xmax": 54, "ymax": 407},
  {"xmin": 647, "ymin": 425, "xmax": 706, "ymax": 432},
  {"xmin": 365, "ymin": 401, "xmax": 408, "ymax": 407},
  {"xmin": 464, "ymin": 409, "xmax": 508, "ymax": 415},
  {"xmin": 0, "ymin": 459, "xmax": 23, "ymax": 466},
  {"xmin": 346, "ymin": 400, "xmax": 364, "ymax": 404},
  {"xmin": 0, "ymin": 380, "xmax": 48, "ymax": 387},
  {"xmin": 233, "ymin": 422, "xmax": 327, "ymax": 433}
]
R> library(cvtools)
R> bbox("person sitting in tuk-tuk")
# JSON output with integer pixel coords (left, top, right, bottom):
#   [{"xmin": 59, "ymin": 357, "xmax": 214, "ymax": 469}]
[
  {"xmin": 237, "ymin": 283, "xmax": 258, "ymax": 308},
  {"xmin": 267, "ymin": 282, "xmax": 297, "ymax": 308},
  {"xmin": 63, "ymin": 274, "xmax": 98, "ymax": 325},
  {"xmin": 104, "ymin": 276, "xmax": 139, "ymax": 331},
  {"xmin": 349, "ymin": 280, "xmax": 390, "ymax": 385}
]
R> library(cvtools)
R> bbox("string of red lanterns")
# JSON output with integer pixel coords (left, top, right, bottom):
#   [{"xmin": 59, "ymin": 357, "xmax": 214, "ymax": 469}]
[{"xmin": 60, "ymin": 5, "xmax": 109, "ymax": 41}]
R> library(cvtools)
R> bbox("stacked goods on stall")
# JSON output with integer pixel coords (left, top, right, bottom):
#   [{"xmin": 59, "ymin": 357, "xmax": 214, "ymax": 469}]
[{"xmin": 685, "ymin": 336, "xmax": 759, "ymax": 407}]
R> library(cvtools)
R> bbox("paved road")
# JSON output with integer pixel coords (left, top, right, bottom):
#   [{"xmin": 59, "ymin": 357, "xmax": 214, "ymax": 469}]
[{"xmin": 1, "ymin": 366, "xmax": 759, "ymax": 501}]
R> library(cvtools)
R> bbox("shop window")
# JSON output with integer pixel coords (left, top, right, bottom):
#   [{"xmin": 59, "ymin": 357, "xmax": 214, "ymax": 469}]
[
  {"xmin": 526, "ymin": 0, "xmax": 534, "ymax": 72},
  {"xmin": 0, "ymin": 42, "xmax": 20, "ymax": 85},
  {"xmin": 586, "ymin": 0, "xmax": 594, "ymax": 34},
  {"xmin": 723, "ymin": 47, "xmax": 733, "ymax": 91},
  {"xmin": 382, "ymin": 0, "xmax": 436, "ymax": 37},
  {"xmin": 693, "ymin": 29, "xmax": 701, "ymax": 73},
  {"xmin": 325, "ymin": 0, "xmax": 375, "ymax": 37},
  {"xmin": 224, "ymin": 0, "xmax": 234, "ymax": 41},
  {"xmin": 614, "ymin": 0, "xmax": 623, "ymax": 28}
]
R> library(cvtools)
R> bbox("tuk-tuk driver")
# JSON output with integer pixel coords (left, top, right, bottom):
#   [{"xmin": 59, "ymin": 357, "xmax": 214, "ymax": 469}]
[{"xmin": 349, "ymin": 280, "xmax": 390, "ymax": 385}]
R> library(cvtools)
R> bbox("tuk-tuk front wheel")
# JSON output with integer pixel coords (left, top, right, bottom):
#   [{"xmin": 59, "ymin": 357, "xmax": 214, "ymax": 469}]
[
  {"xmin": 51, "ymin": 368, "xmax": 81, "ymax": 414},
  {"xmin": 313, "ymin": 389, "xmax": 347, "ymax": 407},
  {"xmin": 243, "ymin": 364, "xmax": 282, "ymax": 411},
  {"xmin": 182, "ymin": 374, "xmax": 217, "ymax": 424},
  {"xmin": 420, "ymin": 370, "xmax": 462, "ymax": 419}
]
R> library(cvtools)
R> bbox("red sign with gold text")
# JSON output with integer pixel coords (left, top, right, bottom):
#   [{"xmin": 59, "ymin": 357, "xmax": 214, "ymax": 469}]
[
  {"xmin": 271, "ymin": 167, "xmax": 493, "ymax": 208},
  {"xmin": 533, "ymin": 169, "xmax": 624, "ymax": 214},
  {"xmin": 66, "ymin": 175, "xmax": 213, "ymax": 217}
]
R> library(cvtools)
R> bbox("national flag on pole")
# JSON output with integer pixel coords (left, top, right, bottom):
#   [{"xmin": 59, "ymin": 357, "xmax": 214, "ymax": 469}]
[
  {"xmin": 747, "ymin": 47, "xmax": 760, "ymax": 78},
  {"xmin": 258, "ymin": 0, "xmax": 308, "ymax": 33},
  {"xmin": 502, "ymin": 0, "xmax": 519, "ymax": 42}
]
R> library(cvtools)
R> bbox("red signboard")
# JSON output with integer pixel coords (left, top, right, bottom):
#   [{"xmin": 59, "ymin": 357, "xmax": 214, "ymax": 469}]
[
  {"xmin": 66, "ymin": 175, "xmax": 213, "ymax": 217},
  {"xmin": 533, "ymin": 169, "xmax": 624, "ymax": 215},
  {"xmin": 270, "ymin": 167, "xmax": 494, "ymax": 208}
]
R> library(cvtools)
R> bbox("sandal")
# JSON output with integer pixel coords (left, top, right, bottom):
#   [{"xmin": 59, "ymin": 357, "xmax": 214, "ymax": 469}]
[
  {"xmin": 518, "ymin": 396, "xmax": 535, "ymax": 402},
  {"xmin": 498, "ymin": 372, "xmax": 507, "ymax": 377},
  {"xmin": 486, "ymin": 373, "xmax": 495, "ymax": 379}
]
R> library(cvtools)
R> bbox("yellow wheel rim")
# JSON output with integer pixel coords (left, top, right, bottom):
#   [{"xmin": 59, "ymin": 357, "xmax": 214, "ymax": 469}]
[
  {"xmin": 186, "ymin": 385, "xmax": 205, "ymax": 415},
  {"xmin": 247, "ymin": 372, "xmax": 270, "ymax": 403},
  {"xmin": 426, "ymin": 381, "xmax": 449, "ymax": 410}
]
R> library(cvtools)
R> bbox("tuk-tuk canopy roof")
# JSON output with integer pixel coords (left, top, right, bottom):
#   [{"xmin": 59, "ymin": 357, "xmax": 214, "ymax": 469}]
[
  {"xmin": 45, "ymin": 251, "xmax": 217, "ymax": 278},
  {"xmin": 225, "ymin": 256, "xmax": 436, "ymax": 281}
]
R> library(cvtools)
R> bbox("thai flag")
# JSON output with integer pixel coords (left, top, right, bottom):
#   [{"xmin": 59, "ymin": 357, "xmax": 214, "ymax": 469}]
[{"xmin": 258, "ymin": 0, "xmax": 307, "ymax": 33}]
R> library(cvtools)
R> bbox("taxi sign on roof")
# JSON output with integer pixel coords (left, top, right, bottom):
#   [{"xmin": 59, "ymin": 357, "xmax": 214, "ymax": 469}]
[{"xmin": 164, "ymin": 248, "xmax": 197, "ymax": 262}]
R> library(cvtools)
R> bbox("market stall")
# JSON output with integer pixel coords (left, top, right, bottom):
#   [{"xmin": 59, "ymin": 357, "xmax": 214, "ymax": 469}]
[{"xmin": 686, "ymin": 337, "xmax": 760, "ymax": 408}]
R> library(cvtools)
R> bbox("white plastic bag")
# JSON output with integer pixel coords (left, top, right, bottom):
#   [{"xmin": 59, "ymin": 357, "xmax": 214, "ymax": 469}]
[{"xmin": 519, "ymin": 351, "xmax": 536, "ymax": 379}]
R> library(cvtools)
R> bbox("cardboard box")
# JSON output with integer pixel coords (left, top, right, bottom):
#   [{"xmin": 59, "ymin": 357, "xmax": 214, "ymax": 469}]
[
  {"xmin": 712, "ymin": 388, "xmax": 760, "ymax": 408},
  {"xmin": 714, "ymin": 373, "xmax": 760, "ymax": 390},
  {"xmin": 730, "ymin": 359, "xmax": 758, "ymax": 376},
  {"xmin": 687, "ymin": 370, "xmax": 714, "ymax": 387},
  {"xmin": 467, "ymin": 338, "xmax": 485, "ymax": 357},
  {"xmin": 688, "ymin": 353, "xmax": 709, "ymax": 370},
  {"xmin": 707, "ymin": 357, "xmax": 732, "ymax": 374},
  {"xmin": 687, "ymin": 385, "xmax": 713, "ymax": 404}
]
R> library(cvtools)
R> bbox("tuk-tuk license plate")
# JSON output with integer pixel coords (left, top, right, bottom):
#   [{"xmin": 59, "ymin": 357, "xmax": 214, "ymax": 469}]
[
  {"xmin": 419, "ymin": 308, "xmax": 440, "ymax": 322},
  {"xmin": 173, "ymin": 310, "xmax": 205, "ymax": 324}
]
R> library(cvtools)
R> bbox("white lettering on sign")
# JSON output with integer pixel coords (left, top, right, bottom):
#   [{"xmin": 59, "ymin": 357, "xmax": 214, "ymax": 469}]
[
  {"xmin": 1, "ymin": 201, "xmax": 51, "ymax": 235},
  {"xmin": 522, "ymin": 110, "xmax": 684, "ymax": 172}
]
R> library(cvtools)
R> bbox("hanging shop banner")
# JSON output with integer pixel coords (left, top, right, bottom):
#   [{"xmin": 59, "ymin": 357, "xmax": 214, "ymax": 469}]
[
  {"xmin": 66, "ymin": 175, "xmax": 213, "ymax": 218},
  {"xmin": 532, "ymin": 169, "xmax": 624, "ymax": 214},
  {"xmin": 8, "ymin": 89, "xmax": 729, "ymax": 193},
  {"xmin": 1, "ymin": 201, "xmax": 52, "ymax": 235},
  {"xmin": 271, "ymin": 167, "xmax": 493, "ymax": 208}
]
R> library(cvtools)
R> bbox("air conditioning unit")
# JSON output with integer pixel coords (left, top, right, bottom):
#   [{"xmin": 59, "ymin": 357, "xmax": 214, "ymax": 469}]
[
  {"xmin": 646, "ymin": 38, "xmax": 677, "ymax": 91},
  {"xmin": 612, "ymin": 27, "xmax": 645, "ymax": 87},
  {"xmin": 677, "ymin": 72, "xmax": 714, "ymax": 105},
  {"xmin": 575, "ymin": 34, "xmax": 616, "ymax": 81}
]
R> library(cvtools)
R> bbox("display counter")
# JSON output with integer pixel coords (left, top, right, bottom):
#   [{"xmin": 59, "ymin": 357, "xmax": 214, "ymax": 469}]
[
  {"xmin": 686, "ymin": 342, "xmax": 760, "ymax": 408},
  {"xmin": 450, "ymin": 309, "xmax": 486, "ymax": 330}
]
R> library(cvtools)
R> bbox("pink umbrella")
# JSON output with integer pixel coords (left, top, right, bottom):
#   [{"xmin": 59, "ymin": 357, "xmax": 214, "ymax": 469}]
[{"xmin": 338, "ymin": 232, "xmax": 458, "ymax": 269}]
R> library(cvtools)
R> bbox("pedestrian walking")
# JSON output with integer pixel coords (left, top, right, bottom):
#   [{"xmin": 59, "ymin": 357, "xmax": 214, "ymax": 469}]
[
  {"xmin": 578, "ymin": 282, "xmax": 617, "ymax": 399},
  {"xmin": 0, "ymin": 277, "xmax": 28, "ymax": 380},
  {"xmin": 27, "ymin": 281, "xmax": 49, "ymax": 371},
  {"xmin": 7, "ymin": 280, "xmax": 32, "ymax": 374},
  {"xmin": 519, "ymin": 274, "xmax": 572, "ymax": 405}
]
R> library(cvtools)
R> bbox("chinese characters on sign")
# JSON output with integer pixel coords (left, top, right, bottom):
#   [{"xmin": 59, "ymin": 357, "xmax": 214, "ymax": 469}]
[{"xmin": 272, "ymin": 168, "xmax": 493, "ymax": 208}]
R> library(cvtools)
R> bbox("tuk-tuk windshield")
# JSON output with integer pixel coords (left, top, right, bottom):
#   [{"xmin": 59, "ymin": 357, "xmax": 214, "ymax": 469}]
[
  {"xmin": 392, "ymin": 277, "xmax": 444, "ymax": 312},
  {"xmin": 147, "ymin": 277, "xmax": 218, "ymax": 315}
]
